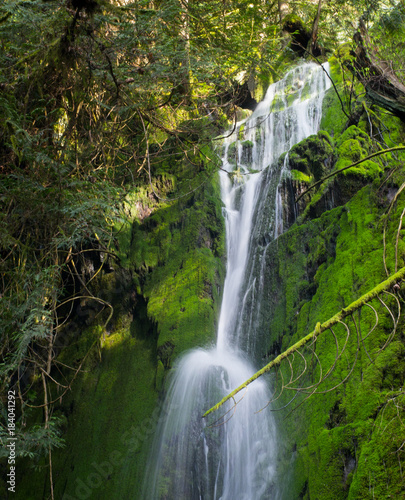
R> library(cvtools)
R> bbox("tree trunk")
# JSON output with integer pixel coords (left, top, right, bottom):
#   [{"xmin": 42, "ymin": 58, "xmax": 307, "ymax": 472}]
[
  {"xmin": 310, "ymin": 0, "xmax": 322, "ymax": 56},
  {"xmin": 352, "ymin": 19, "xmax": 405, "ymax": 121},
  {"xmin": 278, "ymin": 0, "xmax": 289, "ymax": 23},
  {"xmin": 179, "ymin": 0, "xmax": 191, "ymax": 102}
]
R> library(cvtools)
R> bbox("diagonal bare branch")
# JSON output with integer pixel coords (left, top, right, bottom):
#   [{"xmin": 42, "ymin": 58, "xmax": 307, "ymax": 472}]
[{"xmin": 203, "ymin": 266, "xmax": 405, "ymax": 418}]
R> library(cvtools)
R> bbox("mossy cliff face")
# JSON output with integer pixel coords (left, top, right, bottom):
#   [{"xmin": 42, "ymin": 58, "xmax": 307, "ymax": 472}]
[
  {"xmin": 266, "ymin": 186, "xmax": 405, "ymax": 499},
  {"xmin": 289, "ymin": 131, "xmax": 334, "ymax": 182},
  {"xmin": 14, "ymin": 160, "xmax": 225, "ymax": 498},
  {"xmin": 130, "ymin": 181, "xmax": 225, "ymax": 361},
  {"xmin": 262, "ymin": 62, "xmax": 405, "ymax": 499}
]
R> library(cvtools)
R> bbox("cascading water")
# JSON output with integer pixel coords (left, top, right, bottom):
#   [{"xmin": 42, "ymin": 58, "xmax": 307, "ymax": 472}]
[{"xmin": 142, "ymin": 62, "xmax": 331, "ymax": 500}]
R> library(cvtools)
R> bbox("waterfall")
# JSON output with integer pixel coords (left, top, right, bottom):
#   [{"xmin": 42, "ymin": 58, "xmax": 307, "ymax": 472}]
[{"xmin": 142, "ymin": 62, "xmax": 331, "ymax": 500}]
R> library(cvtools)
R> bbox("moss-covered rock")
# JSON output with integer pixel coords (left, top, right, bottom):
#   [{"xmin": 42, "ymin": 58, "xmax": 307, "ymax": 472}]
[
  {"xmin": 265, "ymin": 82, "xmax": 405, "ymax": 497},
  {"xmin": 288, "ymin": 131, "xmax": 334, "ymax": 181},
  {"xmin": 335, "ymin": 125, "xmax": 371, "ymax": 151},
  {"xmin": 331, "ymin": 125, "xmax": 382, "ymax": 179},
  {"xmin": 320, "ymin": 84, "xmax": 348, "ymax": 138},
  {"xmin": 282, "ymin": 14, "xmax": 312, "ymax": 56},
  {"xmin": 268, "ymin": 177, "xmax": 405, "ymax": 499},
  {"xmin": 130, "ymin": 178, "xmax": 225, "ymax": 356}
]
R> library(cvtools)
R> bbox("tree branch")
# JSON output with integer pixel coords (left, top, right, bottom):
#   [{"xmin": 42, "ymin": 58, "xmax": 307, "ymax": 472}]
[
  {"xmin": 295, "ymin": 145, "xmax": 405, "ymax": 204},
  {"xmin": 203, "ymin": 266, "xmax": 405, "ymax": 418}
]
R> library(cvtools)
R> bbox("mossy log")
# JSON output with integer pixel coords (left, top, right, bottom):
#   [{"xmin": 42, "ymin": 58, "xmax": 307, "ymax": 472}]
[{"xmin": 203, "ymin": 266, "xmax": 405, "ymax": 417}]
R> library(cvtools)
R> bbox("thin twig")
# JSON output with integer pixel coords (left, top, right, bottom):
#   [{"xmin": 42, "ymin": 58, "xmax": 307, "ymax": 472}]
[{"xmin": 295, "ymin": 146, "xmax": 405, "ymax": 204}]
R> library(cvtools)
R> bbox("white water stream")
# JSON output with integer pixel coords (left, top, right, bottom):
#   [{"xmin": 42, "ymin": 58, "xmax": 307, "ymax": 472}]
[{"xmin": 142, "ymin": 62, "xmax": 330, "ymax": 499}]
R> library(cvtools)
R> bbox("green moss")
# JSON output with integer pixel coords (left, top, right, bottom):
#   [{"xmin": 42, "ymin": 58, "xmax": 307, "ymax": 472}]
[
  {"xmin": 307, "ymin": 424, "xmax": 362, "ymax": 499},
  {"xmin": 349, "ymin": 390, "xmax": 405, "ymax": 498},
  {"xmin": 288, "ymin": 131, "xmax": 334, "ymax": 181},
  {"xmin": 271, "ymin": 92, "xmax": 286, "ymax": 112},
  {"xmin": 331, "ymin": 125, "xmax": 383, "ymax": 180},
  {"xmin": 320, "ymin": 86, "xmax": 347, "ymax": 137},
  {"xmin": 238, "ymin": 123, "xmax": 245, "ymax": 140},
  {"xmin": 319, "ymin": 55, "xmax": 351, "ymax": 137},
  {"xmin": 336, "ymin": 43, "xmax": 356, "ymax": 67},
  {"xmin": 291, "ymin": 169, "xmax": 312, "ymax": 183},
  {"xmin": 341, "ymin": 159, "xmax": 381, "ymax": 178},
  {"xmin": 227, "ymin": 141, "xmax": 237, "ymax": 164},
  {"xmin": 58, "ymin": 324, "xmax": 103, "ymax": 367},
  {"xmin": 335, "ymin": 125, "xmax": 371, "ymax": 151},
  {"xmin": 17, "ymin": 320, "xmax": 159, "ymax": 500},
  {"xmin": 327, "ymin": 55, "xmax": 345, "ymax": 86},
  {"xmin": 145, "ymin": 247, "xmax": 223, "ymax": 354},
  {"xmin": 126, "ymin": 164, "xmax": 225, "ymax": 357},
  {"xmin": 335, "ymin": 138, "xmax": 364, "ymax": 167},
  {"xmin": 264, "ymin": 176, "xmax": 405, "ymax": 499}
]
